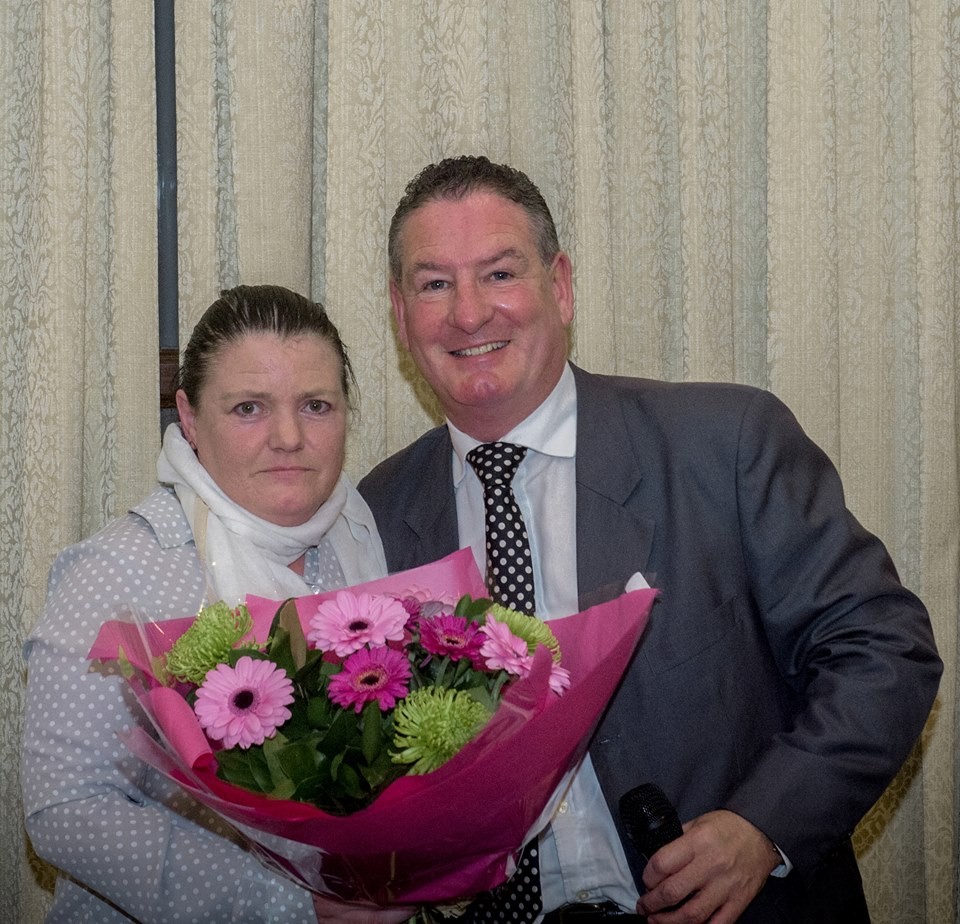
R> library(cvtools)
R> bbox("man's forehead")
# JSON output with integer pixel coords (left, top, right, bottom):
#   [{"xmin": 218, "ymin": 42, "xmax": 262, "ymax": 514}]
[{"xmin": 401, "ymin": 194, "xmax": 535, "ymax": 250}]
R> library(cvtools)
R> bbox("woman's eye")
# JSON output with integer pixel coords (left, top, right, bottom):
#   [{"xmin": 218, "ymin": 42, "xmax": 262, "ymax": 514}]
[{"xmin": 305, "ymin": 399, "xmax": 330, "ymax": 414}]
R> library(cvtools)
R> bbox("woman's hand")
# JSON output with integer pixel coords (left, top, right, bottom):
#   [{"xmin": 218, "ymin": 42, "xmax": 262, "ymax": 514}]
[{"xmin": 312, "ymin": 892, "xmax": 418, "ymax": 923}]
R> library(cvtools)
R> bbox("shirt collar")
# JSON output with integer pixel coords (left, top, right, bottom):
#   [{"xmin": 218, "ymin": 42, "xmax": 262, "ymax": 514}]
[
  {"xmin": 131, "ymin": 486, "xmax": 195, "ymax": 549},
  {"xmin": 448, "ymin": 363, "xmax": 577, "ymax": 486}
]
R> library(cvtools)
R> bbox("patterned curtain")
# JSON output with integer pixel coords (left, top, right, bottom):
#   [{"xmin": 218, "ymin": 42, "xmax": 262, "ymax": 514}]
[
  {"xmin": 4, "ymin": 2, "xmax": 957, "ymax": 922},
  {"xmin": 2, "ymin": 2, "xmax": 160, "ymax": 920}
]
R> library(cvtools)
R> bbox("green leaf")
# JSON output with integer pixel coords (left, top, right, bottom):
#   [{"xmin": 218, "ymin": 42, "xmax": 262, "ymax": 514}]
[
  {"xmin": 262, "ymin": 733, "xmax": 292, "ymax": 788},
  {"xmin": 455, "ymin": 594, "xmax": 493, "ymax": 623},
  {"xmin": 306, "ymin": 692, "xmax": 338, "ymax": 729},
  {"xmin": 265, "ymin": 626, "xmax": 297, "ymax": 676},
  {"xmin": 318, "ymin": 704, "xmax": 363, "ymax": 756},
  {"xmin": 333, "ymin": 761, "xmax": 365, "ymax": 798},
  {"xmin": 216, "ymin": 747, "xmax": 273, "ymax": 795},
  {"xmin": 274, "ymin": 598, "xmax": 308, "ymax": 669},
  {"xmin": 277, "ymin": 739, "xmax": 321, "ymax": 783},
  {"xmin": 360, "ymin": 700, "xmax": 384, "ymax": 764}
]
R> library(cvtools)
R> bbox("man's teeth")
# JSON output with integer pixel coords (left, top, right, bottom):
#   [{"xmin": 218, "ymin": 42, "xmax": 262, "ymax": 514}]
[{"xmin": 455, "ymin": 342, "xmax": 507, "ymax": 357}]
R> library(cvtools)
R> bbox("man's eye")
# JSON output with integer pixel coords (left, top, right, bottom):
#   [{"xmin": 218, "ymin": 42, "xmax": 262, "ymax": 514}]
[
  {"xmin": 490, "ymin": 270, "xmax": 512, "ymax": 281},
  {"xmin": 235, "ymin": 402, "xmax": 258, "ymax": 416},
  {"xmin": 424, "ymin": 279, "xmax": 448, "ymax": 291}
]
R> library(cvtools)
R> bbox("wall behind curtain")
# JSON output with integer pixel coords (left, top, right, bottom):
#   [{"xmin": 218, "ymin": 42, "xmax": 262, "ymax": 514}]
[{"xmin": 5, "ymin": 2, "xmax": 958, "ymax": 922}]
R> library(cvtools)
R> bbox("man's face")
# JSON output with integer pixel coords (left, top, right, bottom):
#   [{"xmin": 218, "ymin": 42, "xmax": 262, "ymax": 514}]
[{"xmin": 390, "ymin": 191, "xmax": 574, "ymax": 441}]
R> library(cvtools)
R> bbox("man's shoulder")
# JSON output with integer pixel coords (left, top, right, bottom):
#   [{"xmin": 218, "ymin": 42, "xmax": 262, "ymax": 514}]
[
  {"xmin": 359, "ymin": 425, "xmax": 451, "ymax": 505},
  {"xmin": 573, "ymin": 365, "xmax": 779, "ymax": 423}
]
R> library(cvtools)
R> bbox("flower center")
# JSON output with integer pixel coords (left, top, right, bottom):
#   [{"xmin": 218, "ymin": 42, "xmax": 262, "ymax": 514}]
[
  {"xmin": 442, "ymin": 634, "xmax": 466, "ymax": 648},
  {"xmin": 357, "ymin": 668, "xmax": 386, "ymax": 690},
  {"xmin": 232, "ymin": 689, "xmax": 255, "ymax": 710},
  {"xmin": 348, "ymin": 619, "xmax": 370, "ymax": 633}
]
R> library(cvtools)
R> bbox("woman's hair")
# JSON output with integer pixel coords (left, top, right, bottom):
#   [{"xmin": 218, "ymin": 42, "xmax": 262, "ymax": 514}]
[
  {"xmin": 175, "ymin": 284, "xmax": 356, "ymax": 409},
  {"xmin": 388, "ymin": 154, "xmax": 561, "ymax": 283}
]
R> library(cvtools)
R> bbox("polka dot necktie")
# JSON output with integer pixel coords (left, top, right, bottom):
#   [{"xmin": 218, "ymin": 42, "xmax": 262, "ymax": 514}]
[
  {"xmin": 466, "ymin": 442, "xmax": 537, "ymax": 615},
  {"xmin": 464, "ymin": 442, "xmax": 542, "ymax": 921}
]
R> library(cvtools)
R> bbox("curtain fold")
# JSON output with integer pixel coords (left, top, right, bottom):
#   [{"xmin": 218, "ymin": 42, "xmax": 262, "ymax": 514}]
[
  {"xmin": 4, "ymin": 2, "xmax": 957, "ymax": 921},
  {"xmin": 2, "ymin": 2, "xmax": 159, "ymax": 921}
]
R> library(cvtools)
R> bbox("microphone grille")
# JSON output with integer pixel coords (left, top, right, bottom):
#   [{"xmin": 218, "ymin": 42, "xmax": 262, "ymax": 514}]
[{"xmin": 619, "ymin": 783, "xmax": 684, "ymax": 858}]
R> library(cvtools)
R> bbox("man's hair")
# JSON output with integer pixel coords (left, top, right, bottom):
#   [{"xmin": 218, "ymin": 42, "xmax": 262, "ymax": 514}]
[
  {"xmin": 388, "ymin": 155, "xmax": 561, "ymax": 282},
  {"xmin": 175, "ymin": 284, "xmax": 356, "ymax": 409}
]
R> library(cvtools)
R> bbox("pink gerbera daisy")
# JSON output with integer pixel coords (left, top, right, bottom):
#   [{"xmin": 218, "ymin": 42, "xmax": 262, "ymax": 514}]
[
  {"xmin": 478, "ymin": 616, "xmax": 534, "ymax": 677},
  {"xmin": 549, "ymin": 663, "xmax": 572, "ymax": 695},
  {"xmin": 328, "ymin": 646, "xmax": 412, "ymax": 713},
  {"xmin": 419, "ymin": 613, "xmax": 484, "ymax": 662},
  {"xmin": 194, "ymin": 656, "xmax": 294, "ymax": 749},
  {"xmin": 307, "ymin": 591, "xmax": 410, "ymax": 656}
]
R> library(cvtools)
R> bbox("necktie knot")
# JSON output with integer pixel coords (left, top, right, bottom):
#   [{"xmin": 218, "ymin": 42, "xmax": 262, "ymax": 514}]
[
  {"xmin": 467, "ymin": 442, "xmax": 527, "ymax": 485},
  {"xmin": 466, "ymin": 441, "xmax": 536, "ymax": 617}
]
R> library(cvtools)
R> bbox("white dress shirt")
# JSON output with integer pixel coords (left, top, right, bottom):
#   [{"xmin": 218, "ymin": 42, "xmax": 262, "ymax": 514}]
[{"xmin": 448, "ymin": 364, "xmax": 641, "ymax": 917}]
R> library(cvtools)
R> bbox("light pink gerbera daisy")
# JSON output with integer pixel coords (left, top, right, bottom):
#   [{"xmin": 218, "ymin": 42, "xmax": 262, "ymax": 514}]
[
  {"xmin": 307, "ymin": 591, "xmax": 410, "ymax": 656},
  {"xmin": 478, "ymin": 616, "xmax": 534, "ymax": 677},
  {"xmin": 328, "ymin": 646, "xmax": 412, "ymax": 713},
  {"xmin": 419, "ymin": 613, "xmax": 484, "ymax": 662},
  {"xmin": 194, "ymin": 656, "xmax": 294, "ymax": 749},
  {"xmin": 549, "ymin": 663, "xmax": 572, "ymax": 695}
]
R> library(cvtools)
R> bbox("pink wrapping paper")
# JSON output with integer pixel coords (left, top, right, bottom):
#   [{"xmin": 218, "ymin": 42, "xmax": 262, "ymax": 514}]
[{"xmin": 89, "ymin": 549, "xmax": 657, "ymax": 905}]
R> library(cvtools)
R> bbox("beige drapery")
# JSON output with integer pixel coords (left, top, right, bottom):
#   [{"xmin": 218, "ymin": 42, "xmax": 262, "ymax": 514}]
[{"xmin": 4, "ymin": 2, "xmax": 957, "ymax": 922}]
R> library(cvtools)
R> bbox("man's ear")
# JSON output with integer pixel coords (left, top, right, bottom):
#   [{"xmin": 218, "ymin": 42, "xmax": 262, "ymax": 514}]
[
  {"xmin": 175, "ymin": 390, "xmax": 197, "ymax": 449},
  {"xmin": 551, "ymin": 251, "xmax": 575, "ymax": 326},
  {"xmin": 389, "ymin": 278, "xmax": 410, "ymax": 350}
]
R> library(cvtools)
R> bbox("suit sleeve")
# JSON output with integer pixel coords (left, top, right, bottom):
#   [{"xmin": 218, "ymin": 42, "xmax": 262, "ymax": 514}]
[{"xmin": 722, "ymin": 389, "xmax": 941, "ymax": 870}]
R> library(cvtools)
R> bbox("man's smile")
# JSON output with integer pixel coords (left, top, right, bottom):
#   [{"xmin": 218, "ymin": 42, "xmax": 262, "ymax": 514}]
[{"xmin": 452, "ymin": 341, "xmax": 508, "ymax": 357}]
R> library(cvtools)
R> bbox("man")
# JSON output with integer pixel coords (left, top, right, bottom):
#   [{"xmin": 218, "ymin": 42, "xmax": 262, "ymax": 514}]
[{"xmin": 357, "ymin": 155, "xmax": 941, "ymax": 923}]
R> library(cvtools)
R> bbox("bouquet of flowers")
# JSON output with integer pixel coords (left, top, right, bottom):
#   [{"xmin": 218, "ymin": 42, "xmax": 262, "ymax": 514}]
[{"xmin": 89, "ymin": 550, "xmax": 657, "ymax": 906}]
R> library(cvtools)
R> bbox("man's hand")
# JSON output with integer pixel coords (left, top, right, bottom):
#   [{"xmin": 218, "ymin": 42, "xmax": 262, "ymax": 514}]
[
  {"xmin": 312, "ymin": 892, "xmax": 417, "ymax": 923},
  {"xmin": 635, "ymin": 809, "xmax": 780, "ymax": 924}
]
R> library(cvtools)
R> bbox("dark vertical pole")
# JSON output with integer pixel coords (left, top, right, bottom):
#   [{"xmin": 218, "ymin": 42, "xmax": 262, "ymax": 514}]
[{"xmin": 155, "ymin": 0, "xmax": 179, "ymax": 433}]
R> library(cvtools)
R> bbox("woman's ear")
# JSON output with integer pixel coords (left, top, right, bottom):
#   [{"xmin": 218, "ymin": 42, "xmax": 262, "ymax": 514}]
[{"xmin": 175, "ymin": 390, "xmax": 198, "ymax": 450}]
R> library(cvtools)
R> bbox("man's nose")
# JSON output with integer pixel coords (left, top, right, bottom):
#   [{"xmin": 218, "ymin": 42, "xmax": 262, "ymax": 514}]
[{"xmin": 449, "ymin": 279, "xmax": 494, "ymax": 332}]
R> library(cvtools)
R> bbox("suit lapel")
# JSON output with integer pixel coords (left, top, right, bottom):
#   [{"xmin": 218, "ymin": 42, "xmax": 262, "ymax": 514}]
[
  {"xmin": 399, "ymin": 428, "xmax": 461, "ymax": 566},
  {"xmin": 572, "ymin": 366, "xmax": 656, "ymax": 608}
]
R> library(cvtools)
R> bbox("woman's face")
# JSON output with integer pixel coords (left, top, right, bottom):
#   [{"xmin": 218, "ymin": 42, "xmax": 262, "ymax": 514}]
[{"xmin": 176, "ymin": 332, "xmax": 347, "ymax": 527}]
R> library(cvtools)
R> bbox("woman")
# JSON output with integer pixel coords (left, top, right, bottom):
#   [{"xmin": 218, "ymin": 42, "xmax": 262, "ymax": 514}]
[{"xmin": 22, "ymin": 286, "xmax": 413, "ymax": 923}]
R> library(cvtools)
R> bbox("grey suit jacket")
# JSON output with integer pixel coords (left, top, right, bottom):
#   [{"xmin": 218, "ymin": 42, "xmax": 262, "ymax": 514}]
[{"xmin": 359, "ymin": 365, "xmax": 941, "ymax": 920}]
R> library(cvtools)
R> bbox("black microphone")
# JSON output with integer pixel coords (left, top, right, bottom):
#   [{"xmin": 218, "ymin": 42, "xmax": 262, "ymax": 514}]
[
  {"xmin": 619, "ymin": 782, "xmax": 684, "ymax": 862},
  {"xmin": 619, "ymin": 783, "xmax": 691, "ymax": 910}
]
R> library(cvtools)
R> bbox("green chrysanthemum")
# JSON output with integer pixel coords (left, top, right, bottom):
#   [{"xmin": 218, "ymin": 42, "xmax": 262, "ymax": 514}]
[
  {"xmin": 488, "ymin": 603, "xmax": 562, "ymax": 663},
  {"xmin": 391, "ymin": 687, "xmax": 492, "ymax": 775},
  {"xmin": 166, "ymin": 602, "xmax": 256, "ymax": 684}
]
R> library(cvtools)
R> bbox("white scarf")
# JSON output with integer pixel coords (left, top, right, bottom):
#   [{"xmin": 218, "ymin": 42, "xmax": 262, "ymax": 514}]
[{"xmin": 157, "ymin": 424, "xmax": 387, "ymax": 604}]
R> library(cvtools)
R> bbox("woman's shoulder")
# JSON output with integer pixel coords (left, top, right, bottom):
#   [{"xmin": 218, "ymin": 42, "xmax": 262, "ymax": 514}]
[
  {"xmin": 55, "ymin": 487, "xmax": 186, "ymax": 558},
  {"xmin": 29, "ymin": 488, "xmax": 204, "ymax": 656},
  {"xmin": 46, "ymin": 487, "xmax": 199, "ymax": 604}
]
